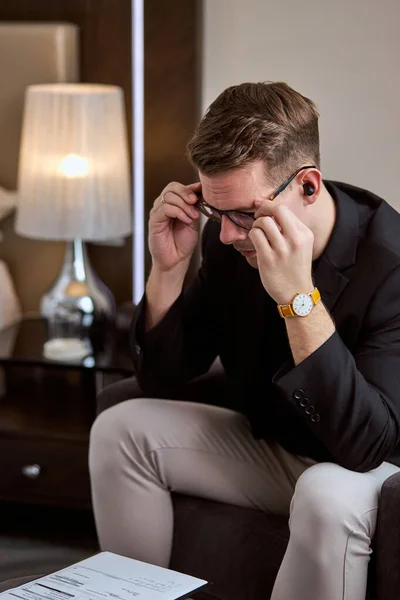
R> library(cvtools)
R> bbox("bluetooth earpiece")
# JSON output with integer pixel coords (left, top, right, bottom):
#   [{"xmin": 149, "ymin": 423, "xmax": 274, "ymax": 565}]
[{"xmin": 303, "ymin": 183, "xmax": 315, "ymax": 196}]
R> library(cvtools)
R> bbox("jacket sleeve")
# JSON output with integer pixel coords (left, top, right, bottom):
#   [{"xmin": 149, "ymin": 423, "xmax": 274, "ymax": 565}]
[
  {"xmin": 130, "ymin": 225, "xmax": 219, "ymax": 396},
  {"xmin": 273, "ymin": 265, "xmax": 400, "ymax": 472}
]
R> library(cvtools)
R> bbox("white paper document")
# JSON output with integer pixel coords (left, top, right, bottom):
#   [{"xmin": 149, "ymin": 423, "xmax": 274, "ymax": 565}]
[{"xmin": 0, "ymin": 552, "xmax": 208, "ymax": 600}]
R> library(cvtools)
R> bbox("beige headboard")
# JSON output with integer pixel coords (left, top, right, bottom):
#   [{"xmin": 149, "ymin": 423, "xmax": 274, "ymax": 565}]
[{"xmin": 0, "ymin": 23, "xmax": 78, "ymax": 314}]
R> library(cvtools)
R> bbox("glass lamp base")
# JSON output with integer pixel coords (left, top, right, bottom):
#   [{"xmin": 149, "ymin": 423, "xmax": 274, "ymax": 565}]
[
  {"xmin": 43, "ymin": 337, "xmax": 92, "ymax": 361},
  {"xmin": 40, "ymin": 239, "xmax": 116, "ymax": 326}
]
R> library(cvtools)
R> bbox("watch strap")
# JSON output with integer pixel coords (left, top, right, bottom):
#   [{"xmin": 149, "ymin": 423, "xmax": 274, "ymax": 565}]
[
  {"xmin": 277, "ymin": 287, "xmax": 321, "ymax": 319},
  {"xmin": 309, "ymin": 287, "xmax": 321, "ymax": 305},
  {"xmin": 277, "ymin": 303, "xmax": 295, "ymax": 318}
]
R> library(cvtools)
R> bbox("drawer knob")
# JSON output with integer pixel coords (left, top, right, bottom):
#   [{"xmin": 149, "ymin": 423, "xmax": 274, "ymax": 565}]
[{"xmin": 21, "ymin": 464, "xmax": 42, "ymax": 479}]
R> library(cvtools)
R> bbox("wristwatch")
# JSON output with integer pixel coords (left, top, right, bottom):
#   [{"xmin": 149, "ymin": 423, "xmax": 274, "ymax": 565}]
[{"xmin": 277, "ymin": 288, "xmax": 321, "ymax": 318}]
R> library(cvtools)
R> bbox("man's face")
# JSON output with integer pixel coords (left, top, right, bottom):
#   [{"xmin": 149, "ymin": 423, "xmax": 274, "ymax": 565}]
[{"xmin": 199, "ymin": 161, "xmax": 304, "ymax": 269}]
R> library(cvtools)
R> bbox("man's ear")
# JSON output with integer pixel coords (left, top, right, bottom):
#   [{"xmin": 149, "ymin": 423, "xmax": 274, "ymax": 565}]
[{"xmin": 300, "ymin": 169, "xmax": 321, "ymax": 205}]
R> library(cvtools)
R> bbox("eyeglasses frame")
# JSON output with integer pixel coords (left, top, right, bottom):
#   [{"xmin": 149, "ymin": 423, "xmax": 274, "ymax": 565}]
[{"xmin": 195, "ymin": 165, "xmax": 316, "ymax": 230}]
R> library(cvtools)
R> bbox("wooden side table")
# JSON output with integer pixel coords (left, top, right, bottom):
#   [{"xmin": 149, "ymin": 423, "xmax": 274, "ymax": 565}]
[{"xmin": 0, "ymin": 318, "xmax": 134, "ymax": 509}]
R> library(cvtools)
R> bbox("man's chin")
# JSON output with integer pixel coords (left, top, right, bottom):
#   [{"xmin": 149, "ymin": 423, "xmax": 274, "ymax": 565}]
[
  {"xmin": 236, "ymin": 248, "xmax": 258, "ymax": 268},
  {"xmin": 246, "ymin": 254, "xmax": 258, "ymax": 268}
]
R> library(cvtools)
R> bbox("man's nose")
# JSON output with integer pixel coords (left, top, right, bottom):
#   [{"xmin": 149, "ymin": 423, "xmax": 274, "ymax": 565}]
[{"xmin": 219, "ymin": 215, "xmax": 248, "ymax": 245}]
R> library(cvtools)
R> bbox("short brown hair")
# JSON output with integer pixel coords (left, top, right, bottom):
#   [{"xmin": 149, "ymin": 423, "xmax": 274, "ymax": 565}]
[{"xmin": 187, "ymin": 81, "xmax": 320, "ymax": 183}]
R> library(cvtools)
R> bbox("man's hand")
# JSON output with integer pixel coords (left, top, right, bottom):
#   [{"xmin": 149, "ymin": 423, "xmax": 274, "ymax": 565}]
[
  {"xmin": 149, "ymin": 181, "xmax": 201, "ymax": 273},
  {"xmin": 249, "ymin": 202, "xmax": 335, "ymax": 365},
  {"xmin": 248, "ymin": 203, "xmax": 315, "ymax": 304},
  {"xmin": 145, "ymin": 182, "xmax": 201, "ymax": 332}
]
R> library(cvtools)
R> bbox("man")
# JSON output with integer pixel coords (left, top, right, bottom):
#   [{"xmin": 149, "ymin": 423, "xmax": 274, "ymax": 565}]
[{"xmin": 89, "ymin": 82, "xmax": 400, "ymax": 600}]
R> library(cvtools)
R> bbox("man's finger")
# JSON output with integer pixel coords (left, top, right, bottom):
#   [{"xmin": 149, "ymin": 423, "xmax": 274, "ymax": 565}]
[
  {"xmin": 163, "ymin": 204, "xmax": 195, "ymax": 225},
  {"xmin": 187, "ymin": 181, "xmax": 202, "ymax": 192},
  {"xmin": 163, "ymin": 182, "xmax": 200, "ymax": 205},
  {"xmin": 159, "ymin": 190, "xmax": 200, "ymax": 219},
  {"xmin": 255, "ymin": 203, "xmax": 303, "ymax": 237},
  {"xmin": 248, "ymin": 227, "xmax": 272, "ymax": 256},
  {"xmin": 252, "ymin": 216, "xmax": 286, "ymax": 252}
]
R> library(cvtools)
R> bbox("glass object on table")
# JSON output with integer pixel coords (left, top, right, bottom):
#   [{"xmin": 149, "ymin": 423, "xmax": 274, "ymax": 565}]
[{"xmin": 44, "ymin": 301, "xmax": 92, "ymax": 362}]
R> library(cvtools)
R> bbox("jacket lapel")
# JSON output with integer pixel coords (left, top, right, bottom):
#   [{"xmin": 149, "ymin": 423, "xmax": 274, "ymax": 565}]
[
  {"xmin": 314, "ymin": 182, "xmax": 360, "ymax": 313},
  {"xmin": 313, "ymin": 256, "xmax": 350, "ymax": 313}
]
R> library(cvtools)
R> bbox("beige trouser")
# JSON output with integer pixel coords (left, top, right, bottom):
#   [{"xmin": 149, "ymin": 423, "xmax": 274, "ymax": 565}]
[{"xmin": 89, "ymin": 398, "xmax": 400, "ymax": 600}]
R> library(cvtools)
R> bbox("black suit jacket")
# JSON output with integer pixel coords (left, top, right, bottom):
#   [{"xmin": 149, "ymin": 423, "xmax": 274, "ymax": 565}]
[{"xmin": 132, "ymin": 181, "xmax": 400, "ymax": 472}]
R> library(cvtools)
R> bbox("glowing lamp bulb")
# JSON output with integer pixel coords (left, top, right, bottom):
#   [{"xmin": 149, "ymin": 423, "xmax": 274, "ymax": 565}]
[{"xmin": 59, "ymin": 154, "xmax": 89, "ymax": 178}]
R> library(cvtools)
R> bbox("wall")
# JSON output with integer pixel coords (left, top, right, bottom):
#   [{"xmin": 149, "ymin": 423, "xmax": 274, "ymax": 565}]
[{"xmin": 202, "ymin": 0, "xmax": 400, "ymax": 208}]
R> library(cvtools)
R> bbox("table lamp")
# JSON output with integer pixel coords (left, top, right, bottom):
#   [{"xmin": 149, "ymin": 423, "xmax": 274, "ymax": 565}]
[{"xmin": 15, "ymin": 83, "xmax": 132, "ymax": 324}]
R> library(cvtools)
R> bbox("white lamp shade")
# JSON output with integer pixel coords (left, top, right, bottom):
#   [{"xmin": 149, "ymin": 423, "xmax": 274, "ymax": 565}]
[{"xmin": 16, "ymin": 84, "xmax": 132, "ymax": 241}]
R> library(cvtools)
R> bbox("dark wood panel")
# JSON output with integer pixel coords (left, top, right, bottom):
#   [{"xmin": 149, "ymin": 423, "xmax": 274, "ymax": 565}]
[
  {"xmin": 0, "ymin": 1, "xmax": 131, "ymax": 82},
  {"xmin": 0, "ymin": 0, "xmax": 201, "ymax": 309},
  {"xmin": 0, "ymin": 0, "xmax": 132, "ymax": 152},
  {"xmin": 144, "ymin": 0, "xmax": 202, "ymax": 275},
  {"xmin": 0, "ymin": 436, "xmax": 91, "ymax": 508},
  {"xmin": 0, "ymin": 0, "xmax": 133, "ymax": 308}
]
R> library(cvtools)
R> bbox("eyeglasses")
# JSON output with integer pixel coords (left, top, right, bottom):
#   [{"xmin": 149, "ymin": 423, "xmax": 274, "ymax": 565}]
[{"xmin": 195, "ymin": 165, "xmax": 316, "ymax": 230}]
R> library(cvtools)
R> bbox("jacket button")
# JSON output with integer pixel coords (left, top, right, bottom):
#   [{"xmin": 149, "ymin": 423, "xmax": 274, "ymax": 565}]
[
  {"xmin": 305, "ymin": 405, "xmax": 315, "ymax": 414},
  {"xmin": 311, "ymin": 413, "xmax": 321, "ymax": 422},
  {"xmin": 293, "ymin": 389, "xmax": 305, "ymax": 400},
  {"xmin": 300, "ymin": 397, "xmax": 310, "ymax": 408}
]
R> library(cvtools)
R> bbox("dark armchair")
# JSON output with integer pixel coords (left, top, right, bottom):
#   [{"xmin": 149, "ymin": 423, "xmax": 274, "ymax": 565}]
[{"xmin": 96, "ymin": 371, "xmax": 400, "ymax": 600}]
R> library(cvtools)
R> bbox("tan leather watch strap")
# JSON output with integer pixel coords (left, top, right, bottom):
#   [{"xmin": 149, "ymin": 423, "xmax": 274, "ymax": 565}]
[
  {"xmin": 309, "ymin": 287, "xmax": 321, "ymax": 305},
  {"xmin": 277, "ymin": 287, "xmax": 321, "ymax": 318},
  {"xmin": 277, "ymin": 303, "xmax": 295, "ymax": 318}
]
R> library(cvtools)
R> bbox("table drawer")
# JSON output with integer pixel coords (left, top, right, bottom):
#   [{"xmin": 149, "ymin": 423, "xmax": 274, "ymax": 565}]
[{"xmin": 0, "ymin": 437, "xmax": 91, "ymax": 507}]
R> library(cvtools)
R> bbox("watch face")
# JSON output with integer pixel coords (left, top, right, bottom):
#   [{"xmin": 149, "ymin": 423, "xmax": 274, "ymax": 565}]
[{"xmin": 292, "ymin": 293, "xmax": 313, "ymax": 316}]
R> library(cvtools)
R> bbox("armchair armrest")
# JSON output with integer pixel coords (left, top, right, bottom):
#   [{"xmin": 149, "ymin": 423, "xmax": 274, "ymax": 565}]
[
  {"xmin": 97, "ymin": 376, "xmax": 143, "ymax": 415},
  {"xmin": 376, "ymin": 471, "xmax": 400, "ymax": 600},
  {"xmin": 95, "ymin": 357, "xmax": 244, "ymax": 417}
]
